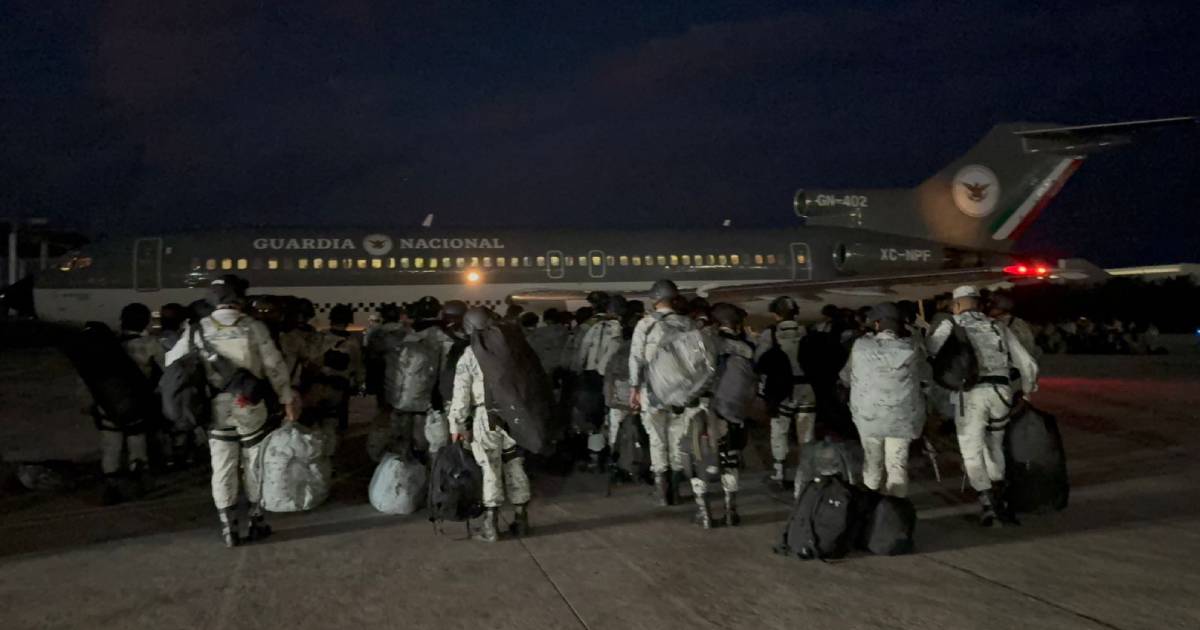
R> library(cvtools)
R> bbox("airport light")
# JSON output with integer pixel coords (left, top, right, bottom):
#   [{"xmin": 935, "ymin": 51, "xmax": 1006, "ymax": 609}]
[
  {"xmin": 465, "ymin": 269, "xmax": 482, "ymax": 285},
  {"xmin": 1003, "ymin": 262, "xmax": 1052, "ymax": 278}
]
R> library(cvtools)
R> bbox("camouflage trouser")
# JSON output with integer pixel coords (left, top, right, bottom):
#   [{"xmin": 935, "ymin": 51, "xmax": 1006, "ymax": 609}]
[
  {"xmin": 606, "ymin": 408, "xmax": 627, "ymax": 447},
  {"xmin": 96, "ymin": 416, "xmax": 148, "ymax": 476},
  {"xmin": 209, "ymin": 393, "xmax": 269, "ymax": 511},
  {"xmin": 641, "ymin": 406, "xmax": 689, "ymax": 474},
  {"xmin": 956, "ymin": 385, "xmax": 1013, "ymax": 492},
  {"xmin": 470, "ymin": 411, "xmax": 531, "ymax": 508},
  {"xmin": 861, "ymin": 437, "xmax": 912, "ymax": 498},
  {"xmin": 685, "ymin": 405, "xmax": 740, "ymax": 496},
  {"xmin": 770, "ymin": 383, "xmax": 817, "ymax": 463}
]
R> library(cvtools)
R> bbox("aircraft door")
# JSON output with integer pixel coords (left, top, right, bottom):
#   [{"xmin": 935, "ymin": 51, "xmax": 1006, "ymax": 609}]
[
  {"xmin": 133, "ymin": 237, "xmax": 163, "ymax": 291},
  {"xmin": 789, "ymin": 242, "xmax": 811, "ymax": 281},
  {"xmin": 587, "ymin": 249, "xmax": 606, "ymax": 279},
  {"xmin": 546, "ymin": 250, "xmax": 565, "ymax": 279}
]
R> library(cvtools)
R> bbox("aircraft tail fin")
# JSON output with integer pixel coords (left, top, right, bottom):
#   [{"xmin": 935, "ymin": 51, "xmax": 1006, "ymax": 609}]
[{"xmin": 803, "ymin": 117, "xmax": 1195, "ymax": 252}]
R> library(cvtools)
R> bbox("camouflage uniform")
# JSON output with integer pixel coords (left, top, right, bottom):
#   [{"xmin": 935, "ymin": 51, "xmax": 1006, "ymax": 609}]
[
  {"xmin": 447, "ymin": 347, "xmax": 530, "ymax": 509},
  {"xmin": 755, "ymin": 320, "xmax": 817, "ymax": 480},
  {"xmin": 279, "ymin": 326, "xmax": 324, "ymax": 390},
  {"xmin": 165, "ymin": 310, "xmax": 295, "ymax": 510},
  {"xmin": 928, "ymin": 311, "xmax": 1038, "ymax": 493},
  {"xmin": 96, "ymin": 331, "xmax": 165, "ymax": 475},
  {"xmin": 367, "ymin": 324, "xmax": 444, "ymax": 462},
  {"xmin": 313, "ymin": 329, "xmax": 363, "ymax": 433},
  {"xmin": 629, "ymin": 309, "xmax": 693, "ymax": 475}
]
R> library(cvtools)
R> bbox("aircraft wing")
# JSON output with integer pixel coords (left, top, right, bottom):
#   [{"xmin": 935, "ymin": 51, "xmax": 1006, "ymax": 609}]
[
  {"xmin": 696, "ymin": 267, "xmax": 1014, "ymax": 303},
  {"xmin": 1014, "ymin": 116, "xmax": 1197, "ymax": 154}
]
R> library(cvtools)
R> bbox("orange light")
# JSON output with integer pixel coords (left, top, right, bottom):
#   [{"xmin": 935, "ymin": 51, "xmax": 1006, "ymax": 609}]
[
  {"xmin": 466, "ymin": 270, "xmax": 482, "ymax": 284},
  {"xmin": 1035, "ymin": 266, "xmax": 1049, "ymax": 276}
]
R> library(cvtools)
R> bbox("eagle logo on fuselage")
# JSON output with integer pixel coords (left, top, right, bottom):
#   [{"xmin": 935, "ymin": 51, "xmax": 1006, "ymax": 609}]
[
  {"xmin": 962, "ymin": 181, "xmax": 991, "ymax": 202},
  {"xmin": 362, "ymin": 234, "xmax": 393, "ymax": 256}
]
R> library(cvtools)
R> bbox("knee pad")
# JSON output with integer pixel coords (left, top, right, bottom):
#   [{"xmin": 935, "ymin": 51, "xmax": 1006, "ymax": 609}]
[
  {"xmin": 718, "ymin": 449, "xmax": 741, "ymax": 470},
  {"xmin": 501, "ymin": 447, "xmax": 523, "ymax": 463}
]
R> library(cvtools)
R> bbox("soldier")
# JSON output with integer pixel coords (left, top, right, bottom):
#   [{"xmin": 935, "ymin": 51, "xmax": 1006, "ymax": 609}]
[
  {"xmin": 755, "ymin": 296, "xmax": 817, "ymax": 487},
  {"xmin": 988, "ymin": 292, "xmax": 1041, "ymax": 364},
  {"xmin": 840, "ymin": 303, "xmax": 926, "ymax": 497},
  {"xmin": 315, "ymin": 304, "xmax": 364, "ymax": 434},
  {"xmin": 629, "ymin": 279, "xmax": 695, "ymax": 505},
  {"xmin": 165, "ymin": 283, "xmax": 299, "ymax": 547},
  {"xmin": 689, "ymin": 303, "xmax": 752, "ymax": 529},
  {"xmin": 928, "ymin": 285, "xmax": 1038, "ymax": 527},
  {"xmin": 447, "ymin": 308, "xmax": 531, "ymax": 543},
  {"xmin": 576, "ymin": 295, "xmax": 626, "ymax": 470}
]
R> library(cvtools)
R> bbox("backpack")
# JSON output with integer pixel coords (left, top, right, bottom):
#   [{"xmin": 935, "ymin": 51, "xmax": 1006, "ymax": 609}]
[
  {"xmin": 160, "ymin": 327, "xmax": 212, "ymax": 431},
  {"xmin": 612, "ymin": 413, "xmax": 650, "ymax": 479},
  {"xmin": 63, "ymin": 323, "xmax": 155, "ymax": 428},
  {"xmin": 571, "ymin": 370, "xmax": 607, "ymax": 429},
  {"xmin": 858, "ymin": 493, "xmax": 916, "ymax": 555},
  {"xmin": 1003, "ymin": 404, "xmax": 1070, "ymax": 513},
  {"xmin": 756, "ymin": 326, "xmax": 795, "ymax": 411},
  {"xmin": 932, "ymin": 321, "xmax": 979, "ymax": 391},
  {"xmin": 385, "ymin": 337, "xmax": 440, "ymax": 412},
  {"xmin": 365, "ymin": 326, "xmax": 406, "ymax": 396},
  {"xmin": 776, "ymin": 475, "xmax": 858, "ymax": 560},
  {"xmin": 473, "ymin": 323, "xmax": 554, "ymax": 454},
  {"xmin": 713, "ymin": 346, "xmax": 757, "ymax": 424},
  {"xmin": 428, "ymin": 442, "xmax": 485, "ymax": 524},
  {"xmin": 438, "ymin": 334, "xmax": 471, "ymax": 409},
  {"xmin": 368, "ymin": 453, "xmax": 429, "ymax": 515},
  {"xmin": 646, "ymin": 315, "xmax": 717, "ymax": 408},
  {"xmin": 604, "ymin": 341, "xmax": 633, "ymax": 411}
]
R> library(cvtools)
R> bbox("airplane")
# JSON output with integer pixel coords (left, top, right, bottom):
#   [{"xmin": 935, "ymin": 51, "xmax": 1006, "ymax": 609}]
[{"xmin": 30, "ymin": 116, "xmax": 1196, "ymax": 326}]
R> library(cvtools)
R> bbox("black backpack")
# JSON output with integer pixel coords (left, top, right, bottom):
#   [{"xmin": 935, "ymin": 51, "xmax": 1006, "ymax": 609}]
[
  {"xmin": 776, "ymin": 475, "xmax": 858, "ymax": 560},
  {"xmin": 713, "ymin": 349, "xmax": 756, "ymax": 424},
  {"xmin": 932, "ymin": 321, "xmax": 979, "ymax": 391},
  {"xmin": 63, "ymin": 323, "xmax": 155, "ymax": 428},
  {"xmin": 473, "ymin": 323, "xmax": 554, "ymax": 455},
  {"xmin": 160, "ymin": 334, "xmax": 213, "ymax": 432},
  {"xmin": 612, "ymin": 413, "xmax": 650, "ymax": 479},
  {"xmin": 858, "ymin": 493, "xmax": 916, "ymax": 555},
  {"xmin": 1003, "ymin": 404, "xmax": 1070, "ymax": 513},
  {"xmin": 756, "ymin": 326, "xmax": 794, "ymax": 411},
  {"xmin": 428, "ymin": 443, "xmax": 485, "ymax": 525},
  {"xmin": 571, "ymin": 370, "xmax": 607, "ymax": 430}
]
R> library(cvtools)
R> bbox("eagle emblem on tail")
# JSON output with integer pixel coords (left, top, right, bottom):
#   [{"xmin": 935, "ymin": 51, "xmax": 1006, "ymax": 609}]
[{"xmin": 962, "ymin": 181, "xmax": 991, "ymax": 202}]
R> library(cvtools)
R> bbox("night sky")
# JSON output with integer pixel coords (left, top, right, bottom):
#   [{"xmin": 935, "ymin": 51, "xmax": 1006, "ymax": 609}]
[{"xmin": 2, "ymin": 1, "xmax": 1197, "ymax": 267}]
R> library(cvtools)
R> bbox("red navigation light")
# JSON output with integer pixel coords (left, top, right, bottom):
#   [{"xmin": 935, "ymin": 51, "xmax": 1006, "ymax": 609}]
[
  {"xmin": 1004, "ymin": 262, "xmax": 1052, "ymax": 277},
  {"xmin": 1035, "ymin": 265, "xmax": 1049, "ymax": 276}
]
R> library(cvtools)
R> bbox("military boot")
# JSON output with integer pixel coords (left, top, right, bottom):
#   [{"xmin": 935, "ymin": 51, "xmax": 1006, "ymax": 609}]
[
  {"xmin": 693, "ymin": 491, "xmax": 712, "ymax": 530},
  {"xmin": 474, "ymin": 508, "xmax": 499, "ymax": 543},
  {"xmin": 979, "ymin": 491, "xmax": 1000, "ymax": 528},
  {"xmin": 653, "ymin": 474, "xmax": 670, "ymax": 507},
  {"xmin": 993, "ymin": 482, "xmax": 1021, "ymax": 526},
  {"xmin": 724, "ymin": 492, "xmax": 741, "ymax": 527},
  {"xmin": 219, "ymin": 508, "xmax": 241, "ymax": 548},
  {"xmin": 511, "ymin": 503, "xmax": 531, "ymax": 537},
  {"xmin": 767, "ymin": 460, "xmax": 786, "ymax": 488},
  {"xmin": 246, "ymin": 503, "xmax": 273, "ymax": 542}
]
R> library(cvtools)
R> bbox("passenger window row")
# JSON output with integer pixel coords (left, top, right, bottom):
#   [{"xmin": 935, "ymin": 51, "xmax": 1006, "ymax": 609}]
[{"xmin": 195, "ymin": 252, "xmax": 790, "ymax": 273}]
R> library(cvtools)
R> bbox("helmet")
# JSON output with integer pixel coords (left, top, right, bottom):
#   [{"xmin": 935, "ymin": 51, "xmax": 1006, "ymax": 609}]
[
  {"xmin": 586, "ymin": 290, "xmax": 610, "ymax": 308},
  {"xmin": 463, "ymin": 307, "xmax": 495, "ymax": 334},
  {"xmin": 442, "ymin": 300, "xmax": 468, "ymax": 321},
  {"xmin": 711, "ymin": 303, "xmax": 743, "ymax": 328},
  {"xmin": 407, "ymin": 296, "xmax": 441, "ymax": 321},
  {"xmin": 329, "ymin": 304, "xmax": 354, "ymax": 326},
  {"xmin": 606, "ymin": 295, "xmax": 629, "ymax": 317},
  {"xmin": 769, "ymin": 296, "xmax": 799, "ymax": 318},
  {"xmin": 989, "ymin": 293, "xmax": 1014, "ymax": 313},
  {"xmin": 867, "ymin": 302, "xmax": 901, "ymax": 325},
  {"xmin": 297, "ymin": 298, "xmax": 316, "ymax": 321},
  {"xmin": 120, "ymin": 303, "xmax": 151, "ymax": 332},
  {"xmin": 688, "ymin": 297, "xmax": 711, "ymax": 316},
  {"xmin": 649, "ymin": 279, "xmax": 679, "ymax": 302},
  {"xmin": 379, "ymin": 303, "xmax": 402, "ymax": 323}
]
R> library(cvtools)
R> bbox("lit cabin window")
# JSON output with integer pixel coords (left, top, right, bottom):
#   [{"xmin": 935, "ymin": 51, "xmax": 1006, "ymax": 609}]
[
  {"xmin": 693, "ymin": 253, "xmax": 704, "ymax": 266},
  {"xmin": 510, "ymin": 257, "xmax": 520, "ymax": 267},
  {"xmin": 283, "ymin": 258, "xmax": 294, "ymax": 270},
  {"xmin": 717, "ymin": 255, "xmax": 728, "ymax": 266},
  {"xmin": 328, "ymin": 259, "xmax": 339, "ymax": 269},
  {"xmin": 357, "ymin": 259, "xmax": 368, "ymax": 270},
  {"xmin": 681, "ymin": 255, "xmax": 691, "ymax": 266},
  {"xmin": 455, "ymin": 257, "xmax": 466, "ymax": 269},
  {"xmin": 431, "ymin": 258, "xmax": 441, "ymax": 269},
  {"xmin": 298, "ymin": 258, "xmax": 309, "ymax": 270},
  {"xmin": 496, "ymin": 257, "xmax": 506, "ymax": 268},
  {"xmin": 342, "ymin": 258, "xmax": 353, "ymax": 270},
  {"xmin": 399, "ymin": 257, "xmax": 409, "ymax": 269},
  {"xmin": 766, "ymin": 254, "xmax": 778, "ymax": 265},
  {"xmin": 795, "ymin": 253, "xmax": 807, "ymax": 265},
  {"xmin": 442, "ymin": 257, "xmax": 451, "ymax": 269},
  {"xmin": 669, "ymin": 255, "xmax": 679, "ymax": 266},
  {"xmin": 221, "ymin": 258, "xmax": 233, "ymax": 270},
  {"xmin": 482, "ymin": 257, "xmax": 492, "ymax": 268},
  {"xmin": 754, "ymin": 254, "xmax": 764, "ymax": 266},
  {"xmin": 631, "ymin": 256, "xmax": 642, "ymax": 267},
  {"xmin": 465, "ymin": 256, "xmax": 477, "ymax": 267},
  {"xmin": 267, "ymin": 258, "xmax": 279, "ymax": 270},
  {"xmin": 730, "ymin": 254, "xmax": 741, "ymax": 266},
  {"xmin": 536, "ymin": 256, "xmax": 546, "ymax": 267},
  {"xmin": 371, "ymin": 259, "xmax": 382, "ymax": 269},
  {"xmin": 312, "ymin": 259, "xmax": 323, "ymax": 270},
  {"xmin": 206, "ymin": 259, "xmax": 217, "ymax": 271},
  {"xmin": 619, "ymin": 255, "xmax": 629, "ymax": 266},
  {"xmin": 578, "ymin": 254, "xmax": 588, "ymax": 266},
  {"xmin": 564, "ymin": 256, "xmax": 574, "ymax": 267},
  {"xmin": 237, "ymin": 259, "xmax": 249, "ymax": 270},
  {"xmin": 549, "ymin": 255, "xmax": 561, "ymax": 267},
  {"xmin": 656, "ymin": 255, "xmax": 666, "ymax": 266},
  {"xmin": 414, "ymin": 257, "xmax": 424, "ymax": 269},
  {"xmin": 706, "ymin": 255, "xmax": 716, "ymax": 266},
  {"xmin": 604, "ymin": 255, "xmax": 614, "ymax": 266}
]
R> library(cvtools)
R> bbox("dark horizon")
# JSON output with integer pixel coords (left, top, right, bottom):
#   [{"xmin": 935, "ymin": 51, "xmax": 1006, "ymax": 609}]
[{"xmin": 3, "ymin": 1, "xmax": 1198, "ymax": 268}]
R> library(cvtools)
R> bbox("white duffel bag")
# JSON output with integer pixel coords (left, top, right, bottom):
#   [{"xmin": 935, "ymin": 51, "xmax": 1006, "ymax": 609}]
[
  {"xmin": 424, "ymin": 409, "xmax": 450, "ymax": 457},
  {"xmin": 368, "ymin": 453, "xmax": 428, "ymax": 515},
  {"xmin": 260, "ymin": 423, "xmax": 332, "ymax": 513}
]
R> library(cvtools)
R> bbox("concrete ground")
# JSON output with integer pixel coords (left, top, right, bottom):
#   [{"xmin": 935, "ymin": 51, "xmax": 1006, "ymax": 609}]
[{"xmin": 1, "ymin": 353, "xmax": 1199, "ymax": 630}]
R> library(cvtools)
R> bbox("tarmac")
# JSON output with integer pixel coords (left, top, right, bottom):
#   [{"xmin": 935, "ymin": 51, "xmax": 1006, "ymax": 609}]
[{"xmin": 1, "ymin": 352, "xmax": 1199, "ymax": 630}]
